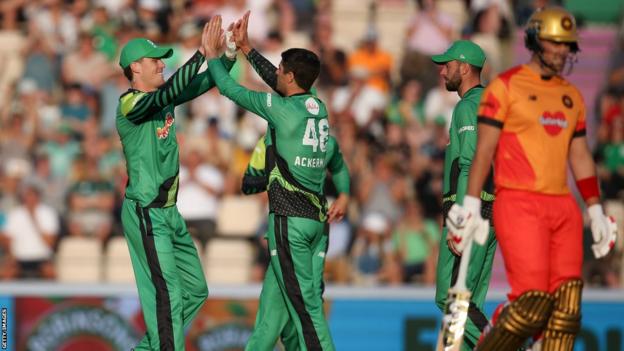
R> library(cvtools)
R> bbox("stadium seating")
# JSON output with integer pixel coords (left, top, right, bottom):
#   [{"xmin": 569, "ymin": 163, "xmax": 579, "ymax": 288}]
[
  {"xmin": 216, "ymin": 196, "xmax": 264, "ymax": 238},
  {"xmin": 55, "ymin": 237, "xmax": 102, "ymax": 283},
  {"xmin": 204, "ymin": 238, "xmax": 254, "ymax": 284},
  {"xmin": 103, "ymin": 236, "xmax": 135, "ymax": 283}
]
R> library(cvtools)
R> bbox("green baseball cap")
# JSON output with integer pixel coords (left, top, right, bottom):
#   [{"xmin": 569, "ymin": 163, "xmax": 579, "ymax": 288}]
[
  {"xmin": 119, "ymin": 38, "xmax": 173, "ymax": 69},
  {"xmin": 431, "ymin": 40, "xmax": 486, "ymax": 68}
]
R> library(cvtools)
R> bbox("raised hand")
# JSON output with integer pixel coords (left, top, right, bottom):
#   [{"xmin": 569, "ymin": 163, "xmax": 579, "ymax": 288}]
[
  {"xmin": 203, "ymin": 15, "xmax": 224, "ymax": 59},
  {"xmin": 232, "ymin": 10, "xmax": 252, "ymax": 55}
]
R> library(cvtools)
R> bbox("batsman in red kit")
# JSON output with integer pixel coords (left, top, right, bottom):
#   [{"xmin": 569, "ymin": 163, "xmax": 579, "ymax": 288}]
[{"xmin": 446, "ymin": 6, "xmax": 619, "ymax": 351}]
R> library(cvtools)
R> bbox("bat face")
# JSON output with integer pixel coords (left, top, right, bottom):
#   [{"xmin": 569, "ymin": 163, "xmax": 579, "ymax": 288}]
[{"xmin": 437, "ymin": 289, "xmax": 472, "ymax": 351}]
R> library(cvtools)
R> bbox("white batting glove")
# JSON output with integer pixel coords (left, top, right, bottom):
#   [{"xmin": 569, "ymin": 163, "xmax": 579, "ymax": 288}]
[
  {"xmin": 588, "ymin": 204, "xmax": 617, "ymax": 259},
  {"xmin": 446, "ymin": 195, "xmax": 489, "ymax": 253},
  {"xmin": 225, "ymin": 30, "xmax": 237, "ymax": 59}
]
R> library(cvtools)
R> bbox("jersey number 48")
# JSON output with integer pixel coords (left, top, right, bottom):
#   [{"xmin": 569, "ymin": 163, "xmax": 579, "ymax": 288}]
[{"xmin": 302, "ymin": 118, "xmax": 329, "ymax": 152}]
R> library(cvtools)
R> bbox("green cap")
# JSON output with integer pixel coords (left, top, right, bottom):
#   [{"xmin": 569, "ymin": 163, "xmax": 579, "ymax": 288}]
[
  {"xmin": 119, "ymin": 38, "xmax": 173, "ymax": 69},
  {"xmin": 431, "ymin": 40, "xmax": 486, "ymax": 68}
]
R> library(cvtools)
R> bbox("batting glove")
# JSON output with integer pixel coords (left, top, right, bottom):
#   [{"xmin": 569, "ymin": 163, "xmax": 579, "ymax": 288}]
[
  {"xmin": 446, "ymin": 195, "xmax": 489, "ymax": 253},
  {"xmin": 588, "ymin": 204, "xmax": 617, "ymax": 259}
]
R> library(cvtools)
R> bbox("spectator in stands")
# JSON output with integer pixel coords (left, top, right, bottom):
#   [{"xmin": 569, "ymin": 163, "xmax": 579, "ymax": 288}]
[
  {"xmin": 0, "ymin": 5, "xmax": 26, "ymax": 107},
  {"xmin": 66, "ymin": 155, "xmax": 115, "ymax": 244},
  {"xmin": 39, "ymin": 123, "xmax": 82, "ymax": 180},
  {"xmin": 177, "ymin": 148, "xmax": 224, "ymax": 246},
  {"xmin": 60, "ymin": 83, "xmax": 95, "ymax": 138},
  {"xmin": 390, "ymin": 200, "xmax": 438, "ymax": 284},
  {"xmin": 310, "ymin": 14, "xmax": 349, "ymax": 97},
  {"xmin": 1, "ymin": 182, "xmax": 59, "ymax": 279},
  {"xmin": 386, "ymin": 79, "xmax": 426, "ymax": 126},
  {"xmin": 351, "ymin": 212, "xmax": 394, "ymax": 285},
  {"xmin": 29, "ymin": 0, "xmax": 78, "ymax": 56},
  {"xmin": 185, "ymin": 117, "xmax": 233, "ymax": 172},
  {"xmin": 62, "ymin": 32, "xmax": 114, "ymax": 90},
  {"xmin": 21, "ymin": 34, "xmax": 57, "ymax": 96},
  {"xmin": 401, "ymin": 0, "xmax": 457, "ymax": 94},
  {"xmin": 324, "ymin": 213, "xmax": 354, "ymax": 284}
]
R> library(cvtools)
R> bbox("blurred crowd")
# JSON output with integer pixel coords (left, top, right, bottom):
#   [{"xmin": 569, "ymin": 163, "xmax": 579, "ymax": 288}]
[{"xmin": 0, "ymin": 0, "xmax": 622, "ymax": 288}]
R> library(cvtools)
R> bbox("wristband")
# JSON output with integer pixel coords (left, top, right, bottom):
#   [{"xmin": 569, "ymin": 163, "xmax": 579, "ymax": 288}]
[{"xmin": 576, "ymin": 176, "xmax": 600, "ymax": 202}]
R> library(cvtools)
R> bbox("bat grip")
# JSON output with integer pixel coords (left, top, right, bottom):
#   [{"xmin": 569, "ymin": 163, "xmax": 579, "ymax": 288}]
[{"xmin": 455, "ymin": 238, "xmax": 473, "ymax": 291}]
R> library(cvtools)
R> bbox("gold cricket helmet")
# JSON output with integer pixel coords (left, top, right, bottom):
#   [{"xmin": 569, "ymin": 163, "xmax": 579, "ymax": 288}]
[{"xmin": 525, "ymin": 6, "xmax": 579, "ymax": 52}]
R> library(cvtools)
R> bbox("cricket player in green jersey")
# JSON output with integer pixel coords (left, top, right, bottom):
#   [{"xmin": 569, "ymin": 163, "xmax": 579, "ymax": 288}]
[
  {"xmin": 432, "ymin": 40, "xmax": 497, "ymax": 351},
  {"xmin": 239, "ymin": 42, "xmax": 350, "ymax": 350},
  {"xmin": 115, "ymin": 22, "xmax": 236, "ymax": 350},
  {"xmin": 204, "ymin": 14, "xmax": 348, "ymax": 350}
]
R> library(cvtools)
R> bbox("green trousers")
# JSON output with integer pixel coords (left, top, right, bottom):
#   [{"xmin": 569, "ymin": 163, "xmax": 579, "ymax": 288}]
[
  {"xmin": 246, "ymin": 214, "xmax": 335, "ymax": 351},
  {"xmin": 121, "ymin": 199, "xmax": 208, "ymax": 350},
  {"xmin": 435, "ymin": 227, "xmax": 497, "ymax": 351}
]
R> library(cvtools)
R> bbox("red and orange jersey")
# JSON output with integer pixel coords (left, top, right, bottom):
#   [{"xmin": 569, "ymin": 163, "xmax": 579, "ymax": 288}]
[{"xmin": 478, "ymin": 65, "xmax": 586, "ymax": 195}]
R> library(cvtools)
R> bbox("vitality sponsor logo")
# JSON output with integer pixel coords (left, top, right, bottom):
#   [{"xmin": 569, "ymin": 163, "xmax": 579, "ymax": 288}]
[
  {"xmin": 157, "ymin": 113, "xmax": 174, "ymax": 139},
  {"xmin": 539, "ymin": 111, "xmax": 568, "ymax": 136}
]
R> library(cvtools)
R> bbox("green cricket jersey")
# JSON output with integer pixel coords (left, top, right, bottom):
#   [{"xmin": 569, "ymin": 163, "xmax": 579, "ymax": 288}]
[
  {"xmin": 116, "ymin": 52, "xmax": 234, "ymax": 208},
  {"xmin": 442, "ymin": 85, "xmax": 494, "ymax": 221},
  {"xmin": 208, "ymin": 58, "xmax": 337, "ymax": 221},
  {"xmin": 242, "ymin": 134, "xmax": 350, "ymax": 196}
]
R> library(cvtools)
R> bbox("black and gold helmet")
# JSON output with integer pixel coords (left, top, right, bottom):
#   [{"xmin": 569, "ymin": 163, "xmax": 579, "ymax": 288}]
[{"xmin": 525, "ymin": 7, "xmax": 579, "ymax": 53}]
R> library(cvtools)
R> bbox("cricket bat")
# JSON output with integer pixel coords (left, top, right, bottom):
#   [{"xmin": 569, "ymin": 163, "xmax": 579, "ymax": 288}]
[{"xmin": 436, "ymin": 237, "xmax": 474, "ymax": 351}]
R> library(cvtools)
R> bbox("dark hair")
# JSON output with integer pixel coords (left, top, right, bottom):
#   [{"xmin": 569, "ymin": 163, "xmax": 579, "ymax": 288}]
[
  {"xmin": 123, "ymin": 65, "xmax": 133, "ymax": 81},
  {"xmin": 280, "ymin": 48, "xmax": 320, "ymax": 91}
]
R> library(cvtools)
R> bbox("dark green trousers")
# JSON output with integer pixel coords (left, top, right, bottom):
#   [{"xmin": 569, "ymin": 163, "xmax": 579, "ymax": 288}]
[
  {"xmin": 435, "ymin": 227, "xmax": 497, "ymax": 351},
  {"xmin": 246, "ymin": 213, "xmax": 334, "ymax": 351},
  {"xmin": 121, "ymin": 199, "xmax": 208, "ymax": 350}
]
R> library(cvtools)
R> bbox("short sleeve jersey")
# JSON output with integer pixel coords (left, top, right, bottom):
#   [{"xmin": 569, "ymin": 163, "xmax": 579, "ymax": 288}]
[{"xmin": 478, "ymin": 65, "xmax": 586, "ymax": 195}]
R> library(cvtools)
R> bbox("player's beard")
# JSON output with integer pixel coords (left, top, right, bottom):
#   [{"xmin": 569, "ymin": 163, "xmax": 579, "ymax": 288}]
[{"xmin": 445, "ymin": 71, "xmax": 462, "ymax": 92}]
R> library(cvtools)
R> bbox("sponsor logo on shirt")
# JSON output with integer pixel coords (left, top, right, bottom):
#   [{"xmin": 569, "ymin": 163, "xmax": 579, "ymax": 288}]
[
  {"xmin": 539, "ymin": 111, "xmax": 568, "ymax": 136},
  {"xmin": 266, "ymin": 93, "xmax": 272, "ymax": 107},
  {"xmin": 458, "ymin": 125, "xmax": 475, "ymax": 134},
  {"xmin": 305, "ymin": 97, "xmax": 320, "ymax": 115},
  {"xmin": 157, "ymin": 113, "xmax": 174, "ymax": 139}
]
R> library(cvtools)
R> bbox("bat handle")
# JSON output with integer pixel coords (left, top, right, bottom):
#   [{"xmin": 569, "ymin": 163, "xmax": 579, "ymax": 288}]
[{"xmin": 454, "ymin": 238, "xmax": 473, "ymax": 291}]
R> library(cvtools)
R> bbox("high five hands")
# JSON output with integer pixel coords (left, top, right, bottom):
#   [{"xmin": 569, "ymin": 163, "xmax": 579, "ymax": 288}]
[
  {"xmin": 203, "ymin": 11, "xmax": 252, "ymax": 60},
  {"xmin": 203, "ymin": 15, "xmax": 225, "ymax": 59}
]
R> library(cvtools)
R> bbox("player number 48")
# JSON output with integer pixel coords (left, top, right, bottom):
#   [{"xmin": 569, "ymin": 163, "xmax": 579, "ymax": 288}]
[{"xmin": 302, "ymin": 118, "xmax": 329, "ymax": 152}]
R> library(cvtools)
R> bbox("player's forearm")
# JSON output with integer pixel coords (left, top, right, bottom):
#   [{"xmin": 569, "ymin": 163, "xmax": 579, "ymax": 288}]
[
  {"xmin": 175, "ymin": 54, "xmax": 236, "ymax": 105},
  {"xmin": 455, "ymin": 169, "xmax": 469, "ymax": 204},
  {"xmin": 246, "ymin": 48, "xmax": 278, "ymax": 92},
  {"xmin": 207, "ymin": 58, "xmax": 268, "ymax": 119},
  {"xmin": 332, "ymin": 168, "xmax": 351, "ymax": 195},
  {"xmin": 151, "ymin": 51, "xmax": 205, "ymax": 105},
  {"xmin": 466, "ymin": 124, "xmax": 500, "ymax": 199},
  {"xmin": 125, "ymin": 51, "xmax": 205, "ymax": 121},
  {"xmin": 569, "ymin": 136, "xmax": 600, "ymax": 205}
]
